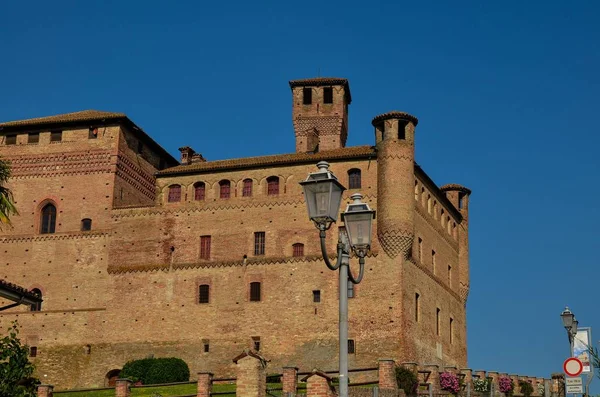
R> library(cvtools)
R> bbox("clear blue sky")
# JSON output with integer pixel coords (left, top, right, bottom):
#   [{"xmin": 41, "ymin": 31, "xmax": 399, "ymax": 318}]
[{"xmin": 2, "ymin": 0, "xmax": 599, "ymax": 386}]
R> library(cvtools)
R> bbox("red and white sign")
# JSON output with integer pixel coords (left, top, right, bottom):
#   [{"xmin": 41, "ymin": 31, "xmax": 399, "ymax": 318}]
[{"xmin": 563, "ymin": 357, "xmax": 584, "ymax": 377}]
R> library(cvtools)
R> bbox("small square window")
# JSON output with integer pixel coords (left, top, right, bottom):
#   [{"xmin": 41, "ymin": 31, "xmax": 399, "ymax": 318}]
[
  {"xmin": 252, "ymin": 336, "xmax": 261, "ymax": 351},
  {"xmin": 6, "ymin": 135, "xmax": 16, "ymax": 145},
  {"xmin": 203, "ymin": 341, "xmax": 210, "ymax": 353},
  {"xmin": 348, "ymin": 339, "xmax": 355, "ymax": 354},
  {"xmin": 313, "ymin": 290, "xmax": 321, "ymax": 303},
  {"xmin": 81, "ymin": 218, "xmax": 92, "ymax": 231},
  {"xmin": 88, "ymin": 128, "xmax": 98, "ymax": 139},
  {"xmin": 28, "ymin": 133, "xmax": 39, "ymax": 144},
  {"xmin": 50, "ymin": 130, "xmax": 62, "ymax": 142}
]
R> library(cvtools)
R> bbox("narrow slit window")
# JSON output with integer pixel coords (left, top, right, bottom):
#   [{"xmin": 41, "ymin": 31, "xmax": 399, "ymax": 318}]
[
  {"xmin": 448, "ymin": 265, "xmax": 452, "ymax": 285},
  {"xmin": 254, "ymin": 232, "xmax": 265, "ymax": 256},
  {"xmin": 292, "ymin": 243, "xmax": 304, "ymax": 257},
  {"xmin": 432, "ymin": 250, "xmax": 436, "ymax": 274},
  {"xmin": 348, "ymin": 339, "xmax": 355, "ymax": 354},
  {"xmin": 303, "ymin": 88, "xmax": 312, "ymax": 105},
  {"xmin": 313, "ymin": 290, "xmax": 321, "ymax": 303},
  {"xmin": 250, "ymin": 282, "xmax": 261, "ymax": 302},
  {"xmin": 323, "ymin": 87, "xmax": 333, "ymax": 104},
  {"xmin": 168, "ymin": 185, "xmax": 181, "ymax": 202},
  {"xmin": 81, "ymin": 218, "xmax": 92, "ymax": 231},
  {"xmin": 242, "ymin": 179, "xmax": 253, "ymax": 197},
  {"xmin": 28, "ymin": 133, "xmax": 39, "ymax": 144},
  {"xmin": 450, "ymin": 318, "xmax": 454, "ymax": 344},
  {"xmin": 219, "ymin": 180, "xmax": 231, "ymax": 199},
  {"xmin": 198, "ymin": 284, "xmax": 210, "ymax": 304},
  {"xmin": 436, "ymin": 308, "xmax": 441, "ymax": 336},
  {"xmin": 415, "ymin": 293, "xmax": 420, "ymax": 322},
  {"xmin": 203, "ymin": 340, "xmax": 210, "ymax": 353},
  {"xmin": 417, "ymin": 238, "xmax": 423, "ymax": 261},
  {"xmin": 200, "ymin": 236, "xmax": 211, "ymax": 260},
  {"xmin": 50, "ymin": 130, "xmax": 62, "ymax": 142}
]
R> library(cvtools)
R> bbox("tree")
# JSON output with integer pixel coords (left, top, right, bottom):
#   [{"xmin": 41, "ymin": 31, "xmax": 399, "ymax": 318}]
[
  {"xmin": 0, "ymin": 157, "xmax": 18, "ymax": 227},
  {"xmin": 0, "ymin": 321, "xmax": 39, "ymax": 397}
]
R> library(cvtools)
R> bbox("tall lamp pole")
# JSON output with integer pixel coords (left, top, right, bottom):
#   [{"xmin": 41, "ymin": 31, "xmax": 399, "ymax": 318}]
[
  {"xmin": 300, "ymin": 161, "xmax": 375, "ymax": 397},
  {"xmin": 561, "ymin": 307, "xmax": 578, "ymax": 357}
]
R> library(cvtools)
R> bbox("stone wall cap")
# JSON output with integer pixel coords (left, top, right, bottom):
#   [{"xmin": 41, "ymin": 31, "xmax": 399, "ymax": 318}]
[
  {"xmin": 402, "ymin": 362, "xmax": 418, "ymax": 365},
  {"xmin": 300, "ymin": 369, "xmax": 334, "ymax": 382},
  {"xmin": 197, "ymin": 372, "xmax": 214, "ymax": 376},
  {"xmin": 371, "ymin": 111, "xmax": 419, "ymax": 127},
  {"xmin": 379, "ymin": 358, "xmax": 396, "ymax": 362},
  {"xmin": 232, "ymin": 348, "xmax": 269, "ymax": 364},
  {"xmin": 423, "ymin": 364, "xmax": 440, "ymax": 368}
]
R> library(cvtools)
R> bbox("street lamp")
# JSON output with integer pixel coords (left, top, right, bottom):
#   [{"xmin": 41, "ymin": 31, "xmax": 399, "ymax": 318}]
[
  {"xmin": 561, "ymin": 306, "xmax": 578, "ymax": 356},
  {"xmin": 300, "ymin": 161, "xmax": 375, "ymax": 397}
]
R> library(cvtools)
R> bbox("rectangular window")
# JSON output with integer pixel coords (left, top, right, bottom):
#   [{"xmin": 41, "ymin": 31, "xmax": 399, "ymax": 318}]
[
  {"xmin": 6, "ymin": 135, "xmax": 16, "ymax": 145},
  {"xmin": 432, "ymin": 250, "xmax": 436, "ymax": 274},
  {"xmin": 348, "ymin": 339, "xmax": 355, "ymax": 354},
  {"xmin": 30, "ymin": 346, "xmax": 37, "ymax": 357},
  {"xmin": 323, "ymin": 87, "xmax": 333, "ymax": 104},
  {"xmin": 250, "ymin": 282, "xmax": 261, "ymax": 302},
  {"xmin": 303, "ymin": 87, "xmax": 312, "ymax": 105},
  {"xmin": 203, "ymin": 340, "xmax": 210, "ymax": 353},
  {"xmin": 28, "ymin": 133, "xmax": 39, "ymax": 144},
  {"xmin": 200, "ymin": 236, "xmax": 211, "ymax": 260},
  {"xmin": 448, "ymin": 265, "xmax": 452, "ymax": 285},
  {"xmin": 88, "ymin": 127, "xmax": 98, "ymax": 139},
  {"xmin": 450, "ymin": 318, "xmax": 454, "ymax": 344},
  {"xmin": 252, "ymin": 336, "xmax": 261, "ymax": 351},
  {"xmin": 415, "ymin": 293, "xmax": 420, "ymax": 322},
  {"xmin": 313, "ymin": 290, "xmax": 321, "ymax": 303},
  {"xmin": 254, "ymin": 232, "xmax": 265, "ymax": 256},
  {"xmin": 293, "ymin": 243, "xmax": 304, "ymax": 257},
  {"xmin": 198, "ymin": 284, "xmax": 210, "ymax": 304},
  {"xmin": 418, "ymin": 238, "xmax": 423, "ymax": 261},
  {"xmin": 50, "ymin": 130, "xmax": 62, "ymax": 142},
  {"xmin": 436, "ymin": 308, "xmax": 441, "ymax": 336}
]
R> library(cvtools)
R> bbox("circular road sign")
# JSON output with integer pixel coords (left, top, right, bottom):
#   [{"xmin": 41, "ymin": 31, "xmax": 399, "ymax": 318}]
[{"xmin": 563, "ymin": 357, "xmax": 583, "ymax": 377}]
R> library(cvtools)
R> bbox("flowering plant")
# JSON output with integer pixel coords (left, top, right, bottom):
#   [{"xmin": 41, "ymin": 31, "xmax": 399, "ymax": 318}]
[
  {"xmin": 499, "ymin": 377, "xmax": 514, "ymax": 394},
  {"xmin": 473, "ymin": 378, "xmax": 490, "ymax": 392},
  {"xmin": 440, "ymin": 372, "xmax": 460, "ymax": 394}
]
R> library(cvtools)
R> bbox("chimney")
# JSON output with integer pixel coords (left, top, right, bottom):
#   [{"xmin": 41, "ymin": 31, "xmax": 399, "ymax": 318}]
[{"xmin": 178, "ymin": 146, "xmax": 196, "ymax": 165}]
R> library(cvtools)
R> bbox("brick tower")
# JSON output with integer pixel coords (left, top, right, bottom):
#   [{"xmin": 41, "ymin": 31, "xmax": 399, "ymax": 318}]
[
  {"xmin": 289, "ymin": 77, "xmax": 351, "ymax": 153},
  {"xmin": 372, "ymin": 111, "xmax": 419, "ymax": 258}
]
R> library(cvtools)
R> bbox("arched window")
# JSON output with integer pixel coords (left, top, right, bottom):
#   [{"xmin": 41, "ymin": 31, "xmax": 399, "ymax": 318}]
[
  {"xmin": 40, "ymin": 203, "xmax": 56, "ymax": 234},
  {"xmin": 219, "ymin": 180, "xmax": 231, "ymax": 199},
  {"xmin": 30, "ymin": 288, "xmax": 42, "ymax": 311},
  {"xmin": 198, "ymin": 284, "xmax": 210, "ymax": 304},
  {"xmin": 105, "ymin": 369, "xmax": 122, "ymax": 387},
  {"xmin": 267, "ymin": 176, "xmax": 279, "ymax": 196},
  {"xmin": 168, "ymin": 185, "xmax": 181, "ymax": 202},
  {"xmin": 81, "ymin": 218, "xmax": 92, "ymax": 231},
  {"xmin": 243, "ymin": 179, "xmax": 253, "ymax": 197},
  {"xmin": 292, "ymin": 243, "xmax": 304, "ymax": 257},
  {"xmin": 250, "ymin": 282, "xmax": 261, "ymax": 302},
  {"xmin": 194, "ymin": 182, "xmax": 206, "ymax": 201},
  {"xmin": 348, "ymin": 169, "xmax": 361, "ymax": 189}
]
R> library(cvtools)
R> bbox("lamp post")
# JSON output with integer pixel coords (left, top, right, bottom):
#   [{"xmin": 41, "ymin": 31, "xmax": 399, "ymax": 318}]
[
  {"xmin": 561, "ymin": 306, "xmax": 578, "ymax": 356},
  {"xmin": 300, "ymin": 161, "xmax": 375, "ymax": 397}
]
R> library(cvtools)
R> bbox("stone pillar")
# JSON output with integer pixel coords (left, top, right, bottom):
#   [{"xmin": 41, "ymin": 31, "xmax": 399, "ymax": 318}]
[
  {"xmin": 424, "ymin": 364, "xmax": 440, "ymax": 393},
  {"xmin": 283, "ymin": 367, "xmax": 299, "ymax": 396},
  {"xmin": 378, "ymin": 359, "xmax": 398, "ymax": 390},
  {"xmin": 233, "ymin": 349, "xmax": 268, "ymax": 397},
  {"xmin": 115, "ymin": 379, "xmax": 132, "ymax": 397},
  {"xmin": 510, "ymin": 375, "xmax": 520, "ymax": 395},
  {"xmin": 301, "ymin": 371, "xmax": 336, "ymax": 397},
  {"xmin": 37, "ymin": 385, "xmax": 53, "ymax": 397},
  {"xmin": 488, "ymin": 372, "xmax": 499, "ymax": 395},
  {"xmin": 460, "ymin": 369, "xmax": 473, "ymax": 384},
  {"xmin": 474, "ymin": 370, "xmax": 486, "ymax": 380},
  {"xmin": 198, "ymin": 372, "xmax": 213, "ymax": 397},
  {"xmin": 444, "ymin": 366, "xmax": 458, "ymax": 374}
]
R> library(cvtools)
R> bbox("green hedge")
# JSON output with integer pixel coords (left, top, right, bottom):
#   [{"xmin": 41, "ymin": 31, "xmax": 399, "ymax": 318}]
[{"xmin": 121, "ymin": 357, "xmax": 190, "ymax": 385}]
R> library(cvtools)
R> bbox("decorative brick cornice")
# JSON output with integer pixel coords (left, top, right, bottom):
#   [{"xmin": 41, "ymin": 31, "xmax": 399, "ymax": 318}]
[
  {"xmin": 0, "ymin": 231, "xmax": 109, "ymax": 243},
  {"xmin": 115, "ymin": 153, "xmax": 156, "ymax": 200},
  {"xmin": 4, "ymin": 150, "xmax": 113, "ymax": 179},
  {"xmin": 108, "ymin": 252, "xmax": 380, "ymax": 274},
  {"xmin": 407, "ymin": 256, "xmax": 462, "ymax": 303}
]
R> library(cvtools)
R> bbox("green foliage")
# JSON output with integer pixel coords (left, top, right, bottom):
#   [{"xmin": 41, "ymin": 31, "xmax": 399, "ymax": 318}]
[
  {"xmin": 519, "ymin": 380, "xmax": 534, "ymax": 397},
  {"xmin": 121, "ymin": 357, "xmax": 190, "ymax": 385},
  {"xmin": 0, "ymin": 321, "xmax": 39, "ymax": 397},
  {"xmin": 395, "ymin": 366, "xmax": 418, "ymax": 395},
  {"xmin": 589, "ymin": 346, "xmax": 600, "ymax": 381},
  {"xmin": 0, "ymin": 157, "xmax": 18, "ymax": 228}
]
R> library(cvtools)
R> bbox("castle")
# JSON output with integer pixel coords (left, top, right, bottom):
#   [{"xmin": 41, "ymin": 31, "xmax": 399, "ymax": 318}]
[{"xmin": 0, "ymin": 77, "xmax": 471, "ymax": 390}]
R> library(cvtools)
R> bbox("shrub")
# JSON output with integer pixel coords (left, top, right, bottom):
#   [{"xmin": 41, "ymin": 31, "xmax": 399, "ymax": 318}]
[
  {"xmin": 499, "ymin": 377, "xmax": 514, "ymax": 395},
  {"xmin": 121, "ymin": 357, "xmax": 190, "ymax": 385},
  {"xmin": 519, "ymin": 380, "xmax": 534, "ymax": 397},
  {"xmin": 473, "ymin": 378, "xmax": 490, "ymax": 392},
  {"xmin": 395, "ymin": 366, "xmax": 418, "ymax": 395},
  {"xmin": 537, "ymin": 383, "xmax": 545, "ymax": 396}
]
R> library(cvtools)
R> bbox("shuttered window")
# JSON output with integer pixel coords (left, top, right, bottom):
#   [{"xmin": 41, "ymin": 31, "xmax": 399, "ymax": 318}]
[
  {"xmin": 200, "ymin": 236, "xmax": 211, "ymax": 260},
  {"xmin": 168, "ymin": 185, "xmax": 181, "ymax": 202},
  {"xmin": 198, "ymin": 284, "xmax": 210, "ymax": 304},
  {"xmin": 254, "ymin": 232, "xmax": 265, "ymax": 255}
]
